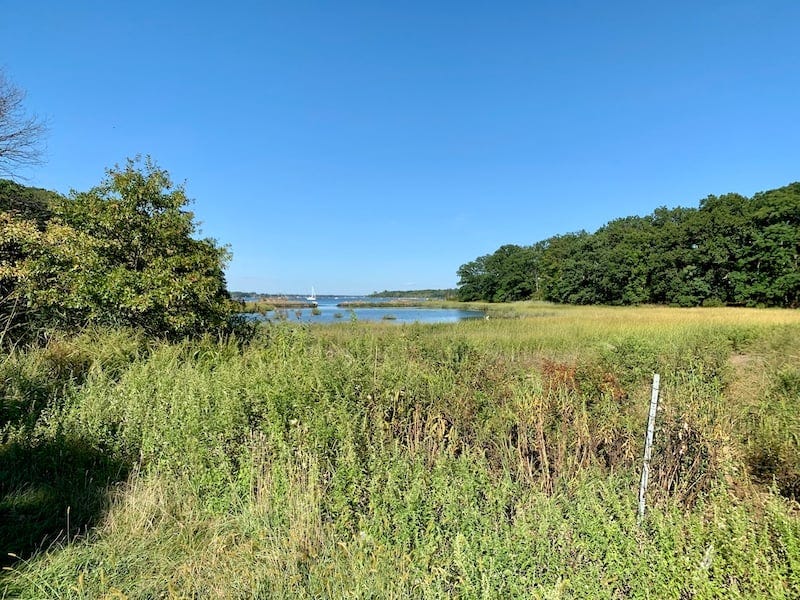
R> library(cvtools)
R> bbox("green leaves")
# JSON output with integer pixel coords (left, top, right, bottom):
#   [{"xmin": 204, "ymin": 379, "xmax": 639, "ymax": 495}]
[
  {"xmin": 457, "ymin": 182, "xmax": 800, "ymax": 308},
  {"xmin": 457, "ymin": 244, "xmax": 542, "ymax": 302},
  {"xmin": 1, "ymin": 157, "xmax": 236, "ymax": 342}
]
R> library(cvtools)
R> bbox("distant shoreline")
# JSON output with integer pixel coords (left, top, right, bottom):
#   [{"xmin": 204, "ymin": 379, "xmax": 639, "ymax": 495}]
[
  {"xmin": 238, "ymin": 298, "xmax": 317, "ymax": 313},
  {"xmin": 337, "ymin": 299, "xmax": 431, "ymax": 308}
]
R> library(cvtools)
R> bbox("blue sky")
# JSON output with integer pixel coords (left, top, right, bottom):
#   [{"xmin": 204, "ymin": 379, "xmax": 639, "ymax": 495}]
[{"xmin": 3, "ymin": 1, "xmax": 799, "ymax": 295}]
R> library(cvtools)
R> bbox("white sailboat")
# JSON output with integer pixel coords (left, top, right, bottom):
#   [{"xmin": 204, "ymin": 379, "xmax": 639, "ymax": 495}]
[{"xmin": 306, "ymin": 287, "xmax": 317, "ymax": 302}]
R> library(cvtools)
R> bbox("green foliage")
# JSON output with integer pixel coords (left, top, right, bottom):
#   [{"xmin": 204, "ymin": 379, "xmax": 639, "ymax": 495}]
[
  {"xmin": 458, "ymin": 182, "xmax": 800, "ymax": 308},
  {"xmin": 1, "ymin": 157, "xmax": 236, "ymax": 342},
  {"xmin": 0, "ymin": 180, "xmax": 62, "ymax": 342},
  {"xmin": 0, "ymin": 329, "xmax": 146, "ymax": 569},
  {"xmin": 458, "ymin": 244, "xmax": 543, "ymax": 302},
  {"xmin": 0, "ymin": 179, "xmax": 57, "ymax": 225},
  {"xmin": 1, "ymin": 310, "xmax": 799, "ymax": 597}
]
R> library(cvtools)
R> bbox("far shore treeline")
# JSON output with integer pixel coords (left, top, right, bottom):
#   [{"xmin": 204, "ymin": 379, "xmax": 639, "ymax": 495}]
[
  {"xmin": 229, "ymin": 289, "xmax": 458, "ymax": 301},
  {"xmin": 457, "ymin": 182, "xmax": 800, "ymax": 308},
  {"xmin": 368, "ymin": 289, "xmax": 458, "ymax": 299}
]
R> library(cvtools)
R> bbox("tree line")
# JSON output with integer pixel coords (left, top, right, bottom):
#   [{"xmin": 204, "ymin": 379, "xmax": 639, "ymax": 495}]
[
  {"xmin": 457, "ymin": 182, "xmax": 800, "ymax": 308},
  {"xmin": 369, "ymin": 288, "xmax": 458, "ymax": 299}
]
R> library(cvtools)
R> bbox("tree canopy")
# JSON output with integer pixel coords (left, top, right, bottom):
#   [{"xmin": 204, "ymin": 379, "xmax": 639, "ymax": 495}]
[
  {"xmin": 1, "ymin": 157, "xmax": 236, "ymax": 343},
  {"xmin": 457, "ymin": 182, "xmax": 800, "ymax": 308}
]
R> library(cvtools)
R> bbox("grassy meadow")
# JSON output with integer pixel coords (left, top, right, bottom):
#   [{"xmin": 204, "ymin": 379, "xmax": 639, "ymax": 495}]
[{"xmin": 2, "ymin": 304, "xmax": 800, "ymax": 598}]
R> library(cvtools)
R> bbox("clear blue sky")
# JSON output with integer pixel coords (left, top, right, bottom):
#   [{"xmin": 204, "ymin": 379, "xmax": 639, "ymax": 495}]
[{"xmin": 3, "ymin": 1, "xmax": 799, "ymax": 295}]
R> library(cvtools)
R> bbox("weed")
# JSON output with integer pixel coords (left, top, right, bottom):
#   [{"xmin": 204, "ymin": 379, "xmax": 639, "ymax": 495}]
[{"xmin": 2, "ymin": 305, "xmax": 800, "ymax": 597}]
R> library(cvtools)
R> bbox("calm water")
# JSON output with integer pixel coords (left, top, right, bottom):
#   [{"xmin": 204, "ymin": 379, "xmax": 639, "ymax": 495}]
[{"xmin": 244, "ymin": 296, "xmax": 485, "ymax": 325}]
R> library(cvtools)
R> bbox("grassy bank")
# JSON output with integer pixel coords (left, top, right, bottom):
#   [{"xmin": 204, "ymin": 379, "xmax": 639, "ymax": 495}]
[{"xmin": 2, "ymin": 304, "xmax": 800, "ymax": 598}]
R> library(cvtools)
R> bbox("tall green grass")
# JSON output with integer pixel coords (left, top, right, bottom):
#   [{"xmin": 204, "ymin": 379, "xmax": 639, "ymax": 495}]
[{"xmin": 2, "ymin": 305, "xmax": 800, "ymax": 598}]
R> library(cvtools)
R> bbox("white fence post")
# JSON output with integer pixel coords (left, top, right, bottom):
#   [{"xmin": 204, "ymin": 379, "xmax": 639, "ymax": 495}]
[{"xmin": 638, "ymin": 373, "xmax": 660, "ymax": 524}]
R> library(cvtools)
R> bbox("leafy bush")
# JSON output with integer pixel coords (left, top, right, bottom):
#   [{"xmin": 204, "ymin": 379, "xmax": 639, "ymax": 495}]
[{"xmin": 1, "ymin": 158, "xmax": 236, "ymax": 343}]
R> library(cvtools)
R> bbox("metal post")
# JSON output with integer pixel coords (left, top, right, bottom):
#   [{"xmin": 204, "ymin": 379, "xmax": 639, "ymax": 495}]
[{"xmin": 638, "ymin": 373, "xmax": 660, "ymax": 523}]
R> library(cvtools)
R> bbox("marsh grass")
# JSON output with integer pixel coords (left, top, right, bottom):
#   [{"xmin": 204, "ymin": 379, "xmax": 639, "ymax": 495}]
[{"xmin": 2, "ymin": 304, "xmax": 800, "ymax": 597}]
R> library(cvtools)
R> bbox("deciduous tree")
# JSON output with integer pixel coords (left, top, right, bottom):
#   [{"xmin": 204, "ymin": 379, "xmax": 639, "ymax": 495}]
[
  {"xmin": 2, "ymin": 157, "xmax": 236, "ymax": 342},
  {"xmin": 0, "ymin": 71, "xmax": 46, "ymax": 177}
]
